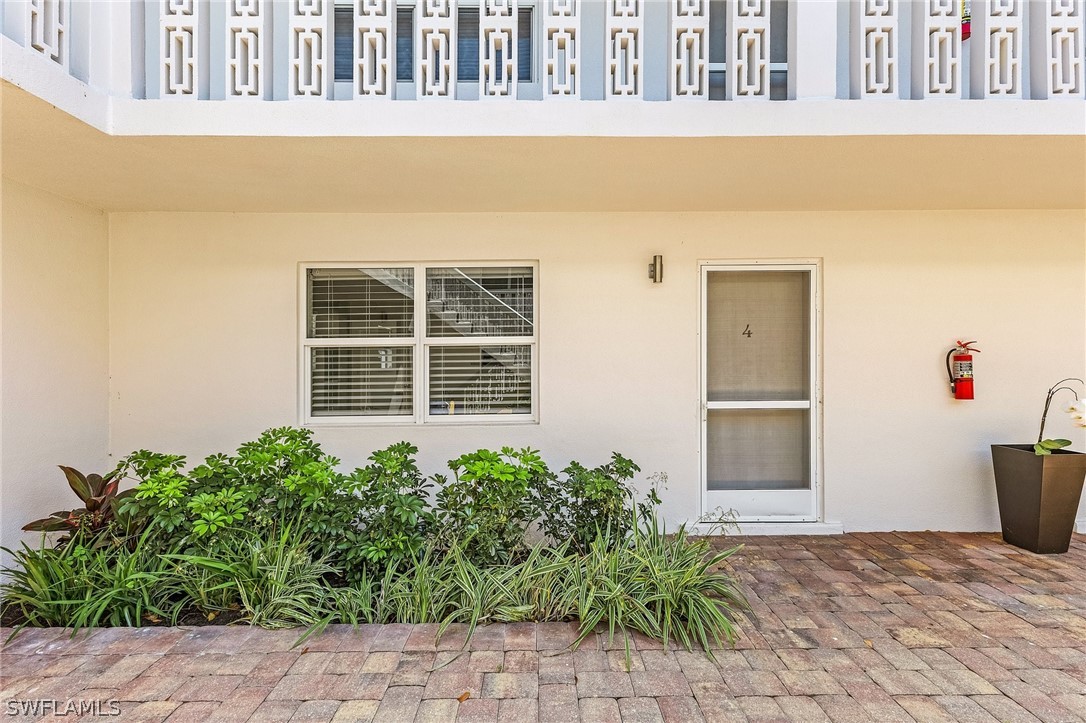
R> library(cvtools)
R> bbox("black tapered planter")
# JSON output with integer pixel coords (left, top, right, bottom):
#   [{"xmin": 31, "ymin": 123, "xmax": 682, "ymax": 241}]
[{"xmin": 991, "ymin": 444, "xmax": 1086, "ymax": 554}]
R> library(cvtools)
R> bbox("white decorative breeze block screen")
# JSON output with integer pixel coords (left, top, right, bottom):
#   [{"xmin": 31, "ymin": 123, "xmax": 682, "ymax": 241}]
[
  {"xmin": 970, "ymin": 0, "xmax": 1023, "ymax": 97},
  {"xmin": 544, "ymin": 0, "xmax": 579, "ymax": 96},
  {"xmin": 670, "ymin": 0, "xmax": 709, "ymax": 99},
  {"xmin": 913, "ymin": 0, "xmax": 961, "ymax": 97},
  {"xmin": 852, "ymin": 0, "xmax": 899, "ymax": 97},
  {"xmin": 606, "ymin": 0, "xmax": 643, "ymax": 97},
  {"xmin": 1031, "ymin": 0, "xmax": 1084, "ymax": 97},
  {"xmin": 29, "ymin": 0, "xmax": 67, "ymax": 68},
  {"xmin": 726, "ymin": 0, "xmax": 771, "ymax": 99},
  {"xmin": 354, "ymin": 0, "xmax": 396, "ymax": 97},
  {"xmin": 417, "ymin": 0, "xmax": 457, "ymax": 98},
  {"xmin": 290, "ymin": 0, "xmax": 332, "ymax": 98},
  {"xmin": 481, "ymin": 0, "xmax": 518, "ymax": 97},
  {"xmin": 226, "ymin": 0, "xmax": 266, "ymax": 98},
  {"xmin": 161, "ymin": 0, "xmax": 200, "ymax": 96}
]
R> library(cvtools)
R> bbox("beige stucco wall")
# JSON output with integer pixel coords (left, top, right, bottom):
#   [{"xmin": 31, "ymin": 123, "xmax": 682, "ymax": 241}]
[
  {"xmin": 104, "ymin": 210, "xmax": 1086, "ymax": 533},
  {"xmin": 1, "ymin": 180, "xmax": 110, "ymax": 561}
]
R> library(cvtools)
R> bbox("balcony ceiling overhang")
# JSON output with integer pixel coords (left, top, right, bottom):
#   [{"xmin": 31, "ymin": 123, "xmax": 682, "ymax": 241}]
[{"xmin": 3, "ymin": 82, "xmax": 1084, "ymax": 213}]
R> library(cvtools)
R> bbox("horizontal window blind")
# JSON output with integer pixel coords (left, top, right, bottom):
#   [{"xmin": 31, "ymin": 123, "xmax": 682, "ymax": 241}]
[
  {"xmin": 426, "ymin": 266, "xmax": 534, "ymax": 338},
  {"xmin": 311, "ymin": 346, "xmax": 414, "ymax": 417},
  {"xmin": 308, "ymin": 268, "xmax": 414, "ymax": 339},
  {"xmin": 304, "ymin": 264, "xmax": 535, "ymax": 422},
  {"xmin": 396, "ymin": 7, "xmax": 412, "ymax": 81},
  {"xmin": 456, "ymin": 9, "xmax": 533, "ymax": 82},
  {"xmin": 334, "ymin": 6, "xmax": 352, "ymax": 82},
  {"xmin": 428, "ymin": 345, "xmax": 532, "ymax": 416}
]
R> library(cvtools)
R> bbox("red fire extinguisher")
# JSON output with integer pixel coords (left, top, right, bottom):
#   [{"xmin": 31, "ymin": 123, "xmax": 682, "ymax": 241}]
[{"xmin": 946, "ymin": 340, "xmax": 979, "ymax": 400}]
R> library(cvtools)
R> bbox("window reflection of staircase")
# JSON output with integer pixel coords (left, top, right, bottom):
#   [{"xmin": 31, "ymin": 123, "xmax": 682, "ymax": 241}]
[
  {"xmin": 359, "ymin": 269, "xmax": 531, "ymax": 415},
  {"xmin": 425, "ymin": 272, "xmax": 532, "ymax": 338},
  {"xmin": 459, "ymin": 346, "xmax": 531, "ymax": 415},
  {"xmin": 359, "ymin": 267, "xmax": 414, "ymax": 298}
]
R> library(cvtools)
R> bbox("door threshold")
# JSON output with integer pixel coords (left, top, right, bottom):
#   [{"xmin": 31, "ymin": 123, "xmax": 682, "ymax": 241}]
[{"xmin": 690, "ymin": 521, "xmax": 844, "ymax": 536}]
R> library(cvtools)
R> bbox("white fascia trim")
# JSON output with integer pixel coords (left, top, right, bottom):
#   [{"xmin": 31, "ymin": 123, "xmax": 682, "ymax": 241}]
[
  {"xmin": 689, "ymin": 521, "xmax": 845, "ymax": 537},
  {"xmin": 4, "ymin": 39, "xmax": 1084, "ymax": 139},
  {"xmin": 109, "ymin": 96, "xmax": 1086, "ymax": 138},
  {"xmin": 1, "ymin": 35, "xmax": 110, "ymax": 133}
]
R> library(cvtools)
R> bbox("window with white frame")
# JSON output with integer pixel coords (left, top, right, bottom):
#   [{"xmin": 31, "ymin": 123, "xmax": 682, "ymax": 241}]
[{"xmin": 302, "ymin": 264, "xmax": 537, "ymax": 424}]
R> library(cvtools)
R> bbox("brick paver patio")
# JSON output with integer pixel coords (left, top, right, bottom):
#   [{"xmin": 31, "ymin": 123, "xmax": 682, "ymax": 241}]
[{"xmin": 2, "ymin": 532, "xmax": 1086, "ymax": 721}]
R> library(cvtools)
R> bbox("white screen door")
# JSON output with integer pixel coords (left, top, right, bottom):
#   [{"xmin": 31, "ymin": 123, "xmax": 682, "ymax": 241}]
[{"xmin": 701, "ymin": 263, "xmax": 819, "ymax": 521}]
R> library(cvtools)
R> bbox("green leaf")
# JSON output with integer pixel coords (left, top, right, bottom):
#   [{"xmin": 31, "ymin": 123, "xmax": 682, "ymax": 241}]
[
  {"xmin": 1034, "ymin": 444, "xmax": 1052, "ymax": 455},
  {"xmin": 1040, "ymin": 439, "xmax": 1072, "ymax": 450}
]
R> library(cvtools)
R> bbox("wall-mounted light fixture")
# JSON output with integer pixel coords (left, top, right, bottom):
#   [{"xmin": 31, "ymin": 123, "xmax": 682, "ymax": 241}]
[{"xmin": 648, "ymin": 254, "xmax": 663, "ymax": 283}]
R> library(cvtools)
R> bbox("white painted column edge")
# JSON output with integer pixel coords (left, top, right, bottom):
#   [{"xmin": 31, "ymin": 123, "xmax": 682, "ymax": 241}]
[{"xmin": 788, "ymin": 0, "xmax": 837, "ymax": 100}]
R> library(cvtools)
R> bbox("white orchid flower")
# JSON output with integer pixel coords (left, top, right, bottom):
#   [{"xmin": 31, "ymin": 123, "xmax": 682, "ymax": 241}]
[{"xmin": 1067, "ymin": 399, "xmax": 1086, "ymax": 427}]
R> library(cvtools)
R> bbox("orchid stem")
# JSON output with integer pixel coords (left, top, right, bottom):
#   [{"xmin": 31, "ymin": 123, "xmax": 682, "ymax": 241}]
[{"xmin": 1038, "ymin": 378, "xmax": 1084, "ymax": 444}]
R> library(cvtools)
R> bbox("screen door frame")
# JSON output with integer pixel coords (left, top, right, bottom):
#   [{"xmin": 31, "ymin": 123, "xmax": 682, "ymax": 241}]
[{"xmin": 699, "ymin": 260, "xmax": 822, "ymax": 523}]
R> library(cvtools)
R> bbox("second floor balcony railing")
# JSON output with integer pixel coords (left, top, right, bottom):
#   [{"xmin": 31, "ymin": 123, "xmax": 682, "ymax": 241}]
[{"xmin": 3, "ymin": 1, "xmax": 1084, "ymax": 104}]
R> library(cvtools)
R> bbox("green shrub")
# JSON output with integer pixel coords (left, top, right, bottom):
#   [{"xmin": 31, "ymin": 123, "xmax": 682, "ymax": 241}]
[
  {"xmin": 323, "ymin": 577, "xmax": 380, "ymax": 626},
  {"xmin": 172, "ymin": 526, "xmax": 333, "ymax": 629},
  {"xmin": 369, "ymin": 540, "xmax": 575, "ymax": 632},
  {"xmin": 4, "ymin": 432, "xmax": 749, "ymax": 660},
  {"xmin": 434, "ymin": 447, "xmax": 551, "ymax": 564},
  {"xmin": 119, "ymin": 452, "xmax": 191, "ymax": 540},
  {"xmin": 119, "ymin": 429, "xmax": 365, "ymax": 565},
  {"xmin": 534, "ymin": 453, "xmax": 641, "ymax": 551},
  {"xmin": 1, "ymin": 531, "xmax": 180, "ymax": 630},
  {"xmin": 570, "ymin": 517, "xmax": 746, "ymax": 658},
  {"xmin": 341, "ymin": 442, "xmax": 434, "ymax": 580}
]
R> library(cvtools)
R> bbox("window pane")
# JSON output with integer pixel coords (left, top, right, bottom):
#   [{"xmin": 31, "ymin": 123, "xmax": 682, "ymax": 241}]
[
  {"xmin": 426, "ymin": 267, "xmax": 534, "ymax": 337},
  {"xmin": 706, "ymin": 409, "xmax": 809, "ymax": 490},
  {"xmin": 518, "ymin": 8, "xmax": 532, "ymax": 82},
  {"xmin": 392, "ymin": 8, "xmax": 531, "ymax": 83},
  {"xmin": 458, "ymin": 9, "xmax": 480, "ymax": 81},
  {"xmin": 334, "ymin": 6, "xmax": 352, "ymax": 82},
  {"xmin": 311, "ymin": 346, "xmax": 413, "ymax": 417},
  {"xmin": 429, "ymin": 345, "xmax": 532, "ymax": 415},
  {"xmin": 707, "ymin": 0, "xmax": 787, "ymax": 100},
  {"xmin": 706, "ymin": 270, "xmax": 809, "ymax": 401},
  {"xmin": 397, "ymin": 7, "xmax": 413, "ymax": 81},
  {"xmin": 458, "ymin": 9, "xmax": 533, "ymax": 83},
  {"xmin": 308, "ymin": 268, "xmax": 414, "ymax": 339}
]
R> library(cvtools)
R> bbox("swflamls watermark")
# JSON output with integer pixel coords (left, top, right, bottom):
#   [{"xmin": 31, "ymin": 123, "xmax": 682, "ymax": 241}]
[{"xmin": 5, "ymin": 699, "xmax": 121, "ymax": 717}]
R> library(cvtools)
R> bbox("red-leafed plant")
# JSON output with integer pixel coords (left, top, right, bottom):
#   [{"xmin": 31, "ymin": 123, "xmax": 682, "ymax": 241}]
[{"xmin": 21, "ymin": 466, "xmax": 132, "ymax": 540}]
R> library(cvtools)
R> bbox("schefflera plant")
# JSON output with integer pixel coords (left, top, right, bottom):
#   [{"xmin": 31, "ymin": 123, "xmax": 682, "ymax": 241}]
[
  {"xmin": 534, "ymin": 453, "xmax": 642, "ymax": 552},
  {"xmin": 340, "ymin": 442, "xmax": 435, "ymax": 580},
  {"xmin": 435, "ymin": 447, "xmax": 551, "ymax": 565}
]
